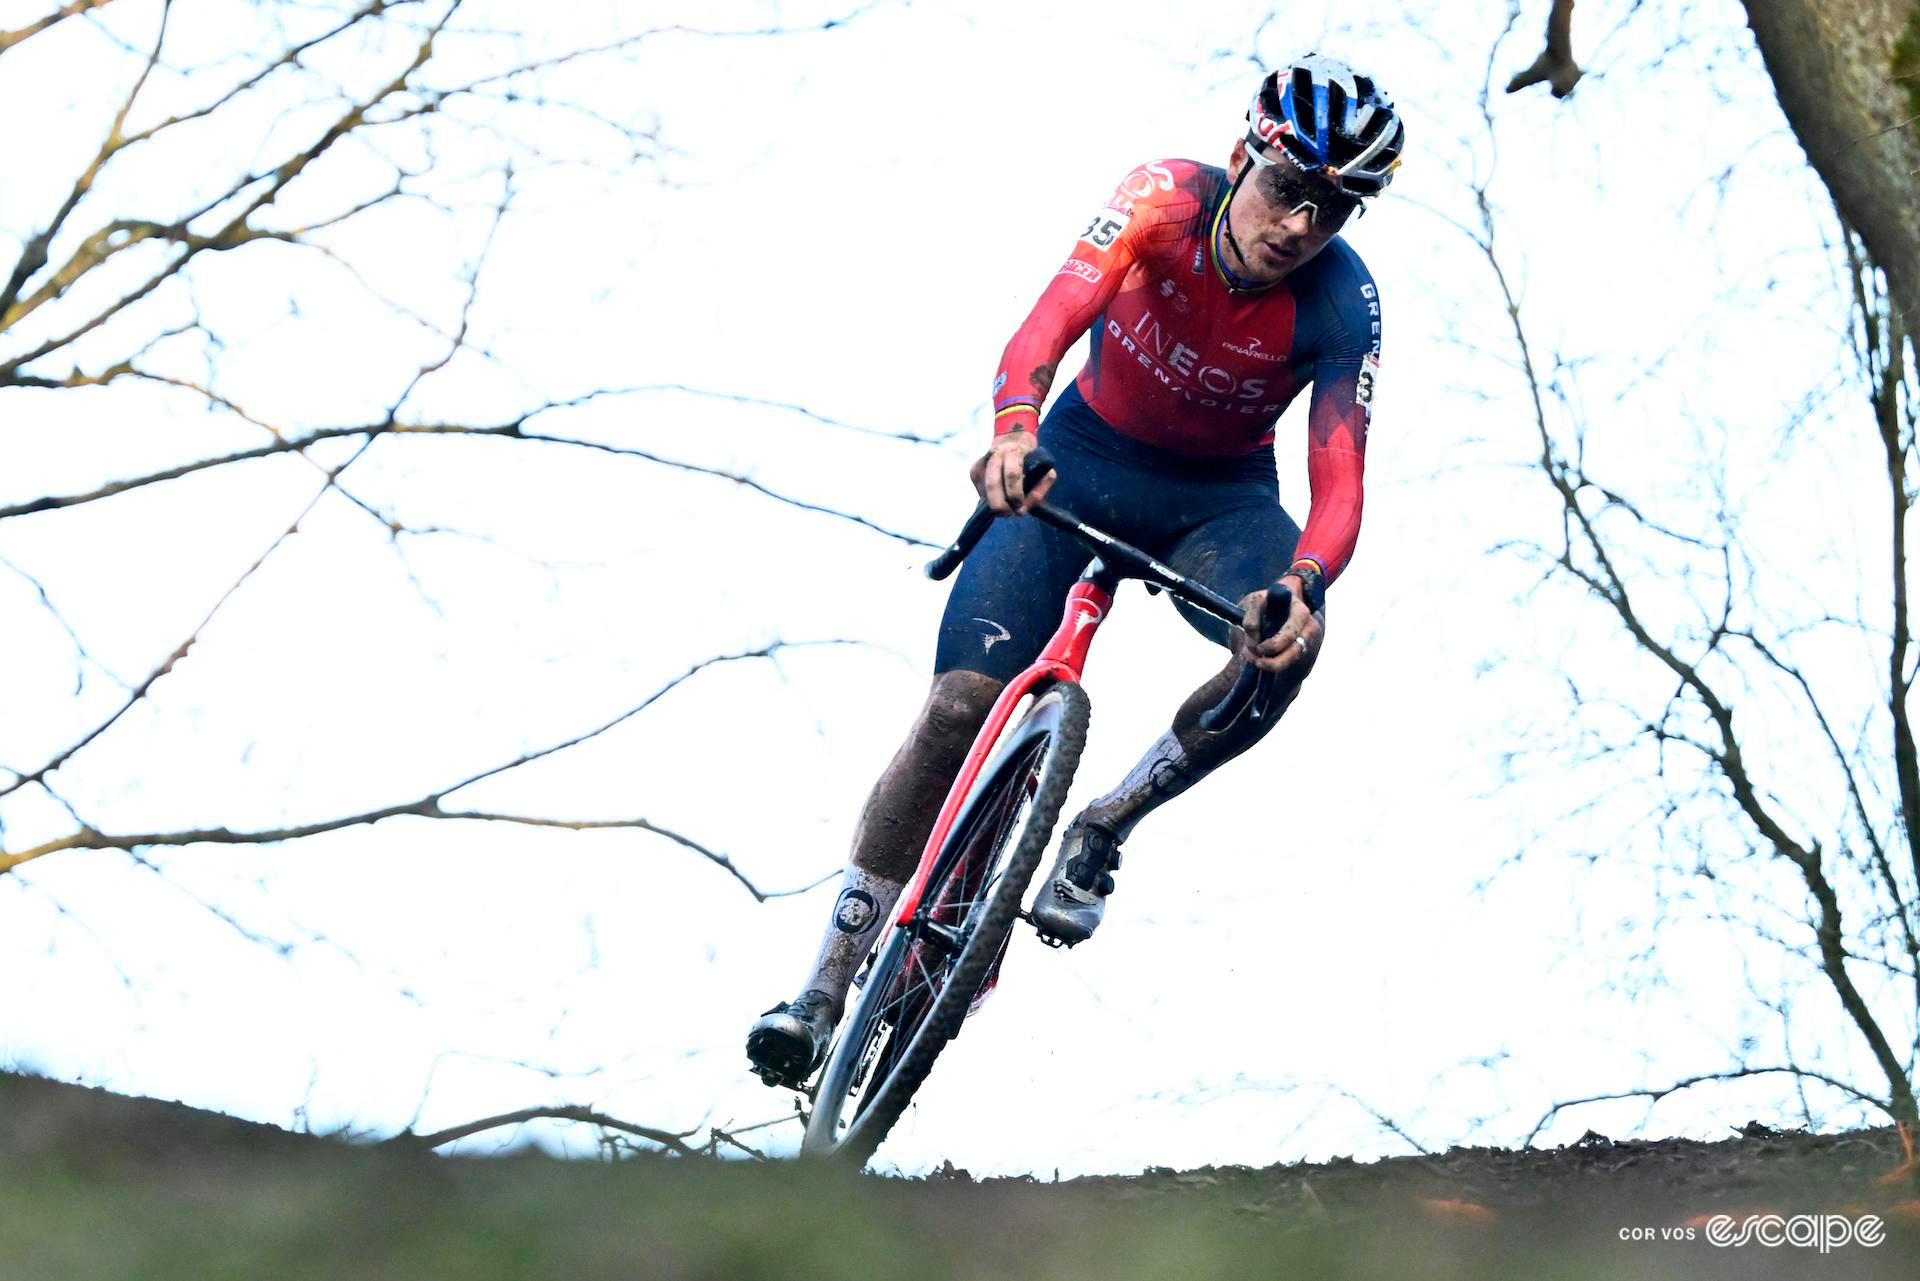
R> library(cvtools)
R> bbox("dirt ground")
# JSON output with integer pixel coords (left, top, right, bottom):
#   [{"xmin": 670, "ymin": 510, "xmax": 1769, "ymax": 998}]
[{"xmin": 2, "ymin": 1070, "xmax": 1915, "ymax": 1280}]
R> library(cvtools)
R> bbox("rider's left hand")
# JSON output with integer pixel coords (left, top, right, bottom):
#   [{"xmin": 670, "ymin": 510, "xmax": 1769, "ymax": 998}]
[{"xmin": 1237, "ymin": 575, "xmax": 1324, "ymax": 675}]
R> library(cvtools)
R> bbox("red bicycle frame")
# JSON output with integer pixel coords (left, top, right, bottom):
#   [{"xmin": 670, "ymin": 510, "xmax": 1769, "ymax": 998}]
[{"xmin": 891, "ymin": 578, "xmax": 1113, "ymax": 925}]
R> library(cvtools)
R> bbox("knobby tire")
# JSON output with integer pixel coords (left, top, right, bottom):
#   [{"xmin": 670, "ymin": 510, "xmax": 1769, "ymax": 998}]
[{"xmin": 803, "ymin": 681, "xmax": 1090, "ymax": 1167}]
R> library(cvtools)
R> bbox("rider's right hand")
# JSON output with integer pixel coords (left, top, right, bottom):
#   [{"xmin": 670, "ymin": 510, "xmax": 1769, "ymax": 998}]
[{"xmin": 971, "ymin": 430, "xmax": 1055, "ymax": 515}]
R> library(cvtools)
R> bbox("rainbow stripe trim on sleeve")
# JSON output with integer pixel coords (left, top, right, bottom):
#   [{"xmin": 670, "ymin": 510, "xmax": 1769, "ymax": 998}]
[
  {"xmin": 1291, "ymin": 552, "xmax": 1329, "ymax": 579},
  {"xmin": 994, "ymin": 398, "xmax": 1040, "ymax": 417}
]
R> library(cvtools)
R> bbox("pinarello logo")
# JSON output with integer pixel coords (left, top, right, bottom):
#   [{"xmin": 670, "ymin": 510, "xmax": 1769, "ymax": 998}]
[
  {"xmin": 1223, "ymin": 336, "xmax": 1285, "ymax": 363},
  {"xmin": 1059, "ymin": 258, "xmax": 1103, "ymax": 284}
]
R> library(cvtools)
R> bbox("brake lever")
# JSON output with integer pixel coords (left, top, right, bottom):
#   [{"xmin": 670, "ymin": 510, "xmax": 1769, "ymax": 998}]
[{"xmin": 1195, "ymin": 580, "xmax": 1292, "ymax": 733}]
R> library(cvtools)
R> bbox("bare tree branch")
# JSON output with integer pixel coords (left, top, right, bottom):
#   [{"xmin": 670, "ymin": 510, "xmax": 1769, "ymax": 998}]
[
  {"xmin": 1729, "ymin": 627, "xmax": 1913, "ymax": 967},
  {"xmin": 2, "ymin": 0, "xmax": 459, "ymax": 375},
  {"xmin": 0, "ymin": 0, "xmax": 172, "ymax": 325},
  {"xmin": 0, "ymin": 642, "xmax": 852, "ymax": 900},
  {"xmin": 1847, "ymin": 231, "xmax": 1920, "ymax": 919},
  {"xmin": 0, "ymin": 443, "xmax": 375, "ymax": 802},
  {"xmin": 0, "ymin": 0, "xmax": 120, "ymax": 59},
  {"xmin": 1461, "ymin": 23, "xmax": 1920, "ymax": 1125},
  {"xmin": 1524, "ymin": 1066, "xmax": 1892, "ymax": 1146},
  {"xmin": 394, "ymin": 1105, "xmax": 700, "ymax": 1156},
  {"xmin": 625, "ymin": 384, "xmax": 957, "ymax": 447},
  {"xmin": 0, "ymin": 553, "xmax": 124, "ymax": 695},
  {"xmin": 0, "ymin": 417, "xmax": 940, "ymax": 546},
  {"xmin": 115, "ymin": 0, "xmax": 414, "ymax": 153},
  {"xmin": 438, "ymin": 812, "xmax": 839, "ymax": 902},
  {"xmin": 0, "ymin": 1, "xmax": 898, "ymax": 385}
]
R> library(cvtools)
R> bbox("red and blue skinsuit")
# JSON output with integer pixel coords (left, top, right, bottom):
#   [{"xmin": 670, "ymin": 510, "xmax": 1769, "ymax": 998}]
[
  {"xmin": 933, "ymin": 158, "xmax": 1381, "ymax": 681},
  {"xmin": 991, "ymin": 158, "xmax": 1378, "ymax": 584}
]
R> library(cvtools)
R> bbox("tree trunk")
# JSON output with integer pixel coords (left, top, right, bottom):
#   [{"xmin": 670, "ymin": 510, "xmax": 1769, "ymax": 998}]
[{"xmin": 1741, "ymin": 1, "xmax": 1920, "ymax": 333}]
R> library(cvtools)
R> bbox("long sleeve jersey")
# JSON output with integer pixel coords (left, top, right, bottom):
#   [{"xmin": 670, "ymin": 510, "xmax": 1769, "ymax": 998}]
[{"xmin": 992, "ymin": 158, "xmax": 1381, "ymax": 582}]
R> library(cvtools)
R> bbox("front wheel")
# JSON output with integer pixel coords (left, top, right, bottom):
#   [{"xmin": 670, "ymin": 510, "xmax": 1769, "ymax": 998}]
[{"xmin": 802, "ymin": 681, "xmax": 1090, "ymax": 1167}]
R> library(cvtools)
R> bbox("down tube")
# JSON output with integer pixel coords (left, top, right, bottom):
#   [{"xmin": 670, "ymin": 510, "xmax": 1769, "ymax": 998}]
[{"xmin": 893, "ymin": 579, "xmax": 1113, "ymax": 924}]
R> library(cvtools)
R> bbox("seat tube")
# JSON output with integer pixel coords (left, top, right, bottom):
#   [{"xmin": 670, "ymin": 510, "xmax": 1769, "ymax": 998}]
[{"xmin": 1035, "ymin": 566, "xmax": 1115, "ymax": 676}]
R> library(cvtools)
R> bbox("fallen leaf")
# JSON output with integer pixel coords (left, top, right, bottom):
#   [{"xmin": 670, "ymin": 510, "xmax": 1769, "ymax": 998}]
[
  {"xmin": 1874, "ymin": 1122, "xmax": 1914, "ymax": 1185},
  {"xmin": 1418, "ymin": 1197, "xmax": 1496, "ymax": 1224}
]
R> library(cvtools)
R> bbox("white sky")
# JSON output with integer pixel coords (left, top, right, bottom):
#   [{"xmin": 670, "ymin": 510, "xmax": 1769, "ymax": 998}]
[{"xmin": 0, "ymin": 0, "xmax": 1908, "ymax": 1176}]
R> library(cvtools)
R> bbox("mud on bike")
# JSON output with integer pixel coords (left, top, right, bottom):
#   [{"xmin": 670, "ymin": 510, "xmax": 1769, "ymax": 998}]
[{"xmin": 783, "ymin": 449, "xmax": 1294, "ymax": 1167}]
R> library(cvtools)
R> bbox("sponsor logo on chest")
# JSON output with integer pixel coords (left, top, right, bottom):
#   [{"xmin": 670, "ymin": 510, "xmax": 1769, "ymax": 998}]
[
  {"xmin": 1105, "ymin": 307, "xmax": 1290, "ymax": 414},
  {"xmin": 1222, "ymin": 335, "xmax": 1286, "ymax": 363}
]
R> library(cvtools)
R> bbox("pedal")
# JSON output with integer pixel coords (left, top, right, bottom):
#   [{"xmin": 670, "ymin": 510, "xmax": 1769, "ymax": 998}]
[
  {"xmin": 1020, "ymin": 911, "xmax": 1078, "ymax": 950},
  {"xmin": 747, "ymin": 1024, "xmax": 821, "ymax": 1093},
  {"xmin": 753, "ymin": 1062, "xmax": 813, "ymax": 1092}
]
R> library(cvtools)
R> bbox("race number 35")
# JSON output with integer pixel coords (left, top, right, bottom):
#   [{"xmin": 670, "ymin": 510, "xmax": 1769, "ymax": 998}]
[{"xmin": 1080, "ymin": 210, "xmax": 1129, "ymax": 249}]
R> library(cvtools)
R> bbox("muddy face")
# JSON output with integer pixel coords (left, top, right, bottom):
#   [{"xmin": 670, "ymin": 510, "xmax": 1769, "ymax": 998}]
[{"xmin": 1220, "ymin": 140, "xmax": 1342, "ymax": 285}]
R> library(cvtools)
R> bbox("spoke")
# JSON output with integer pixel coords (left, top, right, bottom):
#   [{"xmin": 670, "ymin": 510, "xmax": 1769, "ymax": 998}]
[
  {"xmin": 816, "ymin": 727, "xmax": 1060, "ymax": 1152},
  {"xmin": 904, "ymin": 946, "xmax": 940, "ymax": 1001}
]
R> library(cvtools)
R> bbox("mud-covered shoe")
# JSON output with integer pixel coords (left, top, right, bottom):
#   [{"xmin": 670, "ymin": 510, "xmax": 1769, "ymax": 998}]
[
  {"xmin": 1030, "ymin": 820, "xmax": 1122, "ymax": 947},
  {"xmin": 746, "ymin": 989, "xmax": 838, "ymax": 1088}
]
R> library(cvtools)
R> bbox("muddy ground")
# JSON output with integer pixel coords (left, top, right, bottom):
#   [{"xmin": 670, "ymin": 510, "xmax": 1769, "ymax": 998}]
[{"xmin": 2, "ymin": 1070, "xmax": 1915, "ymax": 1280}]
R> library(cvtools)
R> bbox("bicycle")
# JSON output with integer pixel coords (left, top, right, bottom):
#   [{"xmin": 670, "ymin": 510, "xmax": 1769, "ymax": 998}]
[{"xmin": 795, "ymin": 448, "xmax": 1295, "ymax": 1166}]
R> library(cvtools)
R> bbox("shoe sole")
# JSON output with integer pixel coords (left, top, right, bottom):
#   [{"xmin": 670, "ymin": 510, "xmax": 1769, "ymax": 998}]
[{"xmin": 746, "ymin": 1027, "xmax": 818, "ymax": 1088}]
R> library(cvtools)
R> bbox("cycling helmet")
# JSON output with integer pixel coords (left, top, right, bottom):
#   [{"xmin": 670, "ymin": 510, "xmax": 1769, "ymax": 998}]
[{"xmin": 1245, "ymin": 53, "xmax": 1404, "ymax": 196}]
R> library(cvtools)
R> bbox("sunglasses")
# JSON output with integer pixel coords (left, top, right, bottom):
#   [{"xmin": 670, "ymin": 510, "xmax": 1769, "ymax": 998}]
[{"xmin": 1245, "ymin": 148, "xmax": 1364, "ymax": 232}]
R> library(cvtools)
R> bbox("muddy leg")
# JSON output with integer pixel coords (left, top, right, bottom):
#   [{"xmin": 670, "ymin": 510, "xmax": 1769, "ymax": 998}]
[
  {"xmin": 1075, "ymin": 648, "xmax": 1311, "ymax": 841},
  {"xmin": 794, "ymin": 670, "xmax": 1003, "ymax": 1014}
]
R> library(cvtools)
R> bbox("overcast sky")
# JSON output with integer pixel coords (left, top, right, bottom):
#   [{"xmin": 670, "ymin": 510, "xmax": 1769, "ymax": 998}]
[{"xmin": 0, "ymin": 0, "xmax": 1903, "ymax": 1176}]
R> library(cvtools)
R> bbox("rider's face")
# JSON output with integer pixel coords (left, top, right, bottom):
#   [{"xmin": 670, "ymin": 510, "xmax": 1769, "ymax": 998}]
[{"xmin": 1222, "ymin": 140, "xmax": 1347, "ymax": 282}]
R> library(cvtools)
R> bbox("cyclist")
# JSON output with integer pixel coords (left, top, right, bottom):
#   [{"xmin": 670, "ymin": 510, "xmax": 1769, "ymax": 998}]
[{"xmin": 749, "ymin": 54, "xmax": 1402, "ymax": 1086}]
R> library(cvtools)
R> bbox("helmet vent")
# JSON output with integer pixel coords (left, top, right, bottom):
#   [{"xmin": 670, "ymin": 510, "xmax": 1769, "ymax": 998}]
[
  {"xmin": 1253, "ymin": 55, "xmax": 1405, "ymax": 196},
  {"xmin": 1290, "ymin": 67, "xmax": 1315, "ymax": 131}
]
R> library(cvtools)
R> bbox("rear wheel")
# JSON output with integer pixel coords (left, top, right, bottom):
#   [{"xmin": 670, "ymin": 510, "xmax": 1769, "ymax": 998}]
[{"xmin": 801, "ymin": 681, "xmax": 1090, "ymax": 1166}]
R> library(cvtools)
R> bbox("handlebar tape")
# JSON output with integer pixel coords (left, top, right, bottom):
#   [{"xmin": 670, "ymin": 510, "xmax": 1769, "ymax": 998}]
[{"xmin": 924, "ymin": 447, "xmax": 1057, "ymax": 581}]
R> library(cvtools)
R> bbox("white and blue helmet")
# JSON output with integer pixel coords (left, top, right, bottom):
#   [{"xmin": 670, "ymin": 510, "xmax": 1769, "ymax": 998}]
[{"xmin": 1246, "ymin": 54, "xmax": 1405, "ymax": 197}]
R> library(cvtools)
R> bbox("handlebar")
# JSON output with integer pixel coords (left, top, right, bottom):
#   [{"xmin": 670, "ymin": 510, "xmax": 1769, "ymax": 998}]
[
  {"xmin": 924, "ymin": 449, "xmax": 1299, "ymax": 734},
  {"xmin": 924, "ymin": 448, "xmax": 1059, "ymax": 582},
  {"xmin": 1194, "ymin": 581, "xmax": 1291, "ymax": 733}
]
